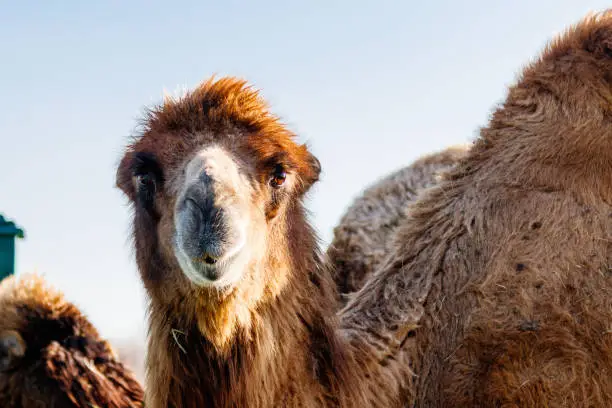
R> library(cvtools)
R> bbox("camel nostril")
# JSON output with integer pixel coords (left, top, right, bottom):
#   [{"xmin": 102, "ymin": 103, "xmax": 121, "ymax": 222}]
[{"xmin": 203, "ymin": 255, "xmax": 217, "ymax": 265}]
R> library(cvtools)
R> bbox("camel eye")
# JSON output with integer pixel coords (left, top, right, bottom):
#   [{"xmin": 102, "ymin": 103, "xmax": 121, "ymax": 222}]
[
  {"xmin": 136, "ymin": 173, "xmax": 155, "ymax": 191},
  {"xmin": 131, "ymin": 152, "xmax": 162, "ymax": 194},
  {"xmin": 270, "ymin": 165, "xmax": 286, "ymax": 188},
  {"xmin": 135, "ymin": 173, "xmax": 156, "ymax": 206}
]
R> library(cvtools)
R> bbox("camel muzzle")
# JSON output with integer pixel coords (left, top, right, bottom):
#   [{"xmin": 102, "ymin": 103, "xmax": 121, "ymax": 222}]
[{"xmin": 175, "ymin": 188, "xmax": 230, "ymax": 282}]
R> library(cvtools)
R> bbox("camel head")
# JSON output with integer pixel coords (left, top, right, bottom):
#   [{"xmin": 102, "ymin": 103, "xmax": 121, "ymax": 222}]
[
  {"xmin": 0, "ymin": 274, "xmax": 92, "ymax": 387},
  {"xmin": 0, "ymin": 274, "xmax": 144, "ymax": 408},
  {"xmin": 116, "ymin": 77, "xmax": 321, "ymax": 315}
]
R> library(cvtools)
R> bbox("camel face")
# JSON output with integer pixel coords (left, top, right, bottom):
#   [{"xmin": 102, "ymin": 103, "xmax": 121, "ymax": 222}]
[
  {"xmin": 126, "ymin": 132, "xmax": 311, "ymax": 291},
  {"xmin": 117, "ymin": 77, "xmax": 322, "ymax": 296}
]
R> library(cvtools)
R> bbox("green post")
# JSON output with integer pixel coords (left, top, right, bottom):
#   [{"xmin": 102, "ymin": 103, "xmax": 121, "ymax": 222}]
[{"xmin": 0, "ymin": 214, "xmax": 25, "ymax": 281}]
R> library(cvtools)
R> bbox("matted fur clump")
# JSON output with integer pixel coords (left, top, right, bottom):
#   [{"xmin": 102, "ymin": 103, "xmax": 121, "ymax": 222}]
[
  {"xmin": 0, "ymin": 274, "xmax": 144, "ymax": 408},
  {"xmin": 342, "ymin": 10, "xmax": 612, "ymax": 407},
  {"xmin": 327, "ymin": 145, "xmax": 469, "ymax": 297}
]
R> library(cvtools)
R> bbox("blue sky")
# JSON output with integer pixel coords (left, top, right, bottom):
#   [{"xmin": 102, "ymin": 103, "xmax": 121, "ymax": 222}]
[{"xmin": 1, "ymin": 0, "xmax": 609, "ymax": 341}]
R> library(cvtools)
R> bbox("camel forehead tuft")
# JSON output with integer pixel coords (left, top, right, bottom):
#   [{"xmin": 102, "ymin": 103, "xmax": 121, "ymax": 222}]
[
  {"xmin": 0, "ymin": 274, "xmax": 99, "ymax": 340},
  {"xmin": 137, "ymin": 76, "xmax": 296, "ymax": 145},
  {"xmin": 0, "ymin": 274, "xmax": 65, "ymax": 313}
]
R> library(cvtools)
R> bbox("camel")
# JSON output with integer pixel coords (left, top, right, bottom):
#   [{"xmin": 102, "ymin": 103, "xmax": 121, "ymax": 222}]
[
  {"xmin": 327, "ymin": 145, "xmax": 469, "ymax": 299},
  {"xmin": 341, "ymin": 10, "xmax": 612, "ymax": 407},
  {"xmin": 0, "ymin": 273, "xmax": 144, "ymax": 408},
  {"xmin": 116, "ymin": 77, "xmax": 412, "ymax": 407}
]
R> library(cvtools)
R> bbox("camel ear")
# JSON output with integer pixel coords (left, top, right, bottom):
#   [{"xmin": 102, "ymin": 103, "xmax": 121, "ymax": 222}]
[
  {"xmin": 300, "ymin": 149, "xmax": 321, "ymax": 191},
  {"xmin": 0, "ymin": 330, "xmax": 26, "ymax": 371},
  {"xmin": 309, "ymin": 154, "xmax": 321, "ymax": 181},
  {"xmin": 116, "ymin": 152, "xmax": 136, "ymax": 199}
]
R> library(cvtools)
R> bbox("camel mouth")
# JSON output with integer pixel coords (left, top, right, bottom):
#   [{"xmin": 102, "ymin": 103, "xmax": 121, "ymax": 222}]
[
  {"xmin": 174, "ymin": 227, "xmax": 248, "ymax": 288},
  {"xmin": 192, "ymin": 248, "xmax": 239, "ymax": 278}
]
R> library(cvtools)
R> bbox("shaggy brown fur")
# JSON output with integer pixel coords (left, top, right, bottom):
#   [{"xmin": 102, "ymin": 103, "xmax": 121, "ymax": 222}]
[
  {"xmin": 342, "ymin": 10, "xmax": 612, "ymax": 407},
  {"xmin": 0, "ymin": 274, "xmax": 144, "ymax": 408},
  {"xmin": 116, "ymin": 77, "xmax": 412, "ymax": 407},
  {"xmin": 327, "ymin": 145, "xmax": 469, "ymax": 298}
]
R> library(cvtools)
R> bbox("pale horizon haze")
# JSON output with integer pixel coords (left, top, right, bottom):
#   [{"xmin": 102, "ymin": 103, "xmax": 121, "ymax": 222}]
[{"xmin": 1, "ymin": 1, "xmax": 609, "ymax": 343}]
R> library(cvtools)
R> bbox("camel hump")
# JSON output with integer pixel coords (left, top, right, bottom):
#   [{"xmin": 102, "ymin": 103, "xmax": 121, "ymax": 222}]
[
  {"xmin": 508, "ymin": 10, "xmax": 612, "ymax": 118},
  {"xmin": 540, "ymin": 11, "xmax": 612, "ymax": 64}
]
